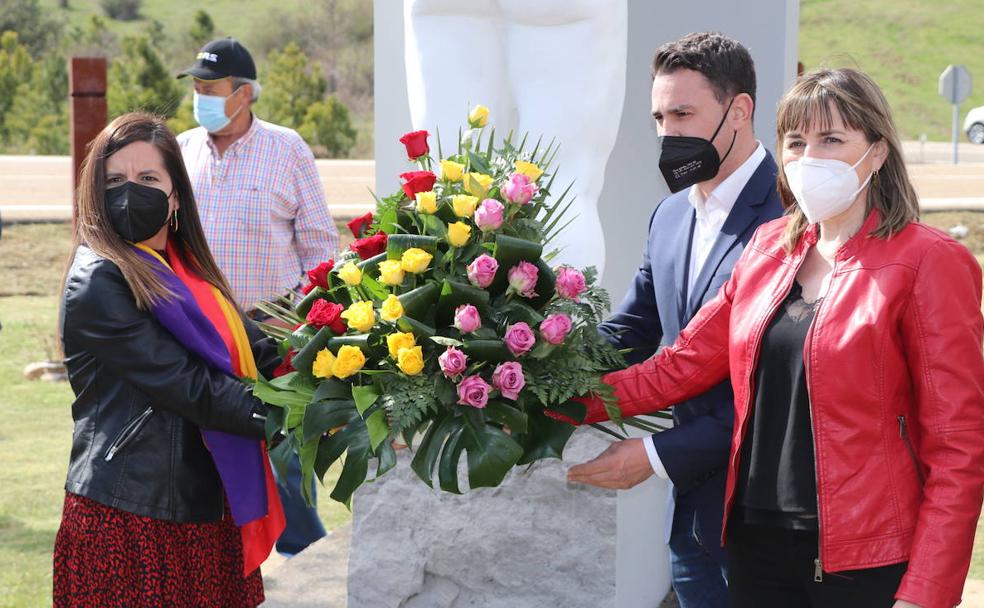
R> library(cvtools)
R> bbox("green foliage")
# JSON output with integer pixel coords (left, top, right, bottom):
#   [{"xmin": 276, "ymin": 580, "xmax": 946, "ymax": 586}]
[
  {"xmin": 299, "ymin": 94, "xmax": 358, "ymax": 158},
  {"xmin": 378, "ymin": 373, "xmax": 440, "ymax": 435},
  {"xmin": 0, "ymin": 0, "xmax": 62, "ymax": 55},
  {"xmin": 5, "ymin": 55, "xmax": 69, "ymax": 154},
  {"xmin": 64, "ymin": 14, "xmax": 119, "ymax": 58},
  {"xmin": 0, "ymin": 31, "xmax": 34, "ymax": 139},
  {"xmin": 188, "ymin": 9, "xmax": 214, "ymax": 49},
  {"xmin": 107, "ymin": 32, "xmax": 183, "ymax": 118},
  {"xmin": 101, "ymin": 0, "xmax": 142, "ymax": 21},
  {"xmin": 256, "ymin": 42, "xmax": 327, "ymax": 129}
]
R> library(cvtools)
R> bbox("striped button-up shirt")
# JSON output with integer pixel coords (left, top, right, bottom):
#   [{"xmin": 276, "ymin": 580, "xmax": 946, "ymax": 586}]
[{"xmin": 178, "ymin": 117, "xmax": 339, "ymax": 311}]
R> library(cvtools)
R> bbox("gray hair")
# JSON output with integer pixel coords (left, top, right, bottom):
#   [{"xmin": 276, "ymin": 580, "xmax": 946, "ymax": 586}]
[{"xmin": 232, "ymin": 77, "xmax": 262, "ymax": 103}]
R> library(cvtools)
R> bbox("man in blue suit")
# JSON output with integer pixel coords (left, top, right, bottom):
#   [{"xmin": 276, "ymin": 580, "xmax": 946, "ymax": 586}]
[{"xmin": 568, "ymin": 33, "xmax": 784, "ymax": 607}]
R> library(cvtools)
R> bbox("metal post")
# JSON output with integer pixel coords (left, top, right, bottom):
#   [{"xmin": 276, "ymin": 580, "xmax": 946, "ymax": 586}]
[
  {"xmin": 952, "ymin": 72, "xmax": 960, "ymax": 165},
  {"xmin": 69, "ymin": 57, "xmax": 108, "ymax": 226}
]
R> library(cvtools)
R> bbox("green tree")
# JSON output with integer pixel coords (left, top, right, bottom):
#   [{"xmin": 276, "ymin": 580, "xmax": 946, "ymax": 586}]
[
  {"xmin": 108, "ymin": 34, "xmax": 183, "ymax": 119},
  {"xmin": 189, "ymin": 10, "xmax": 215, "ymax": 49},
  {"xmin": 0, "ymin": 31, "xmax": 33, "ymax": 141},
  {"xmin": 5, "ymin": 54, "xmax": 69, "ymax": 154},
  {"xmin": 0, "ymin": 0, "xmax": 62, "ymax": 55},
  {"xmin": 256, "ymin": 42, "xmax": 327, "ymax": 129},
  {"xmin": 299, "ymin": 95, "xmax": 357, "ymax": 158}
]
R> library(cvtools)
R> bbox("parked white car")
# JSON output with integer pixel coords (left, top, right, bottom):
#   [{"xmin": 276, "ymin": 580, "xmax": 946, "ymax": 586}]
[{"xmin": 965, "ymin": 105, "xmax": 984, "ymax": 144}]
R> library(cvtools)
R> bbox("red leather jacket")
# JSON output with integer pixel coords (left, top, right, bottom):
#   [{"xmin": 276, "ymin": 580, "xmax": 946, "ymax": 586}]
[{"xmin": 600, "ymin": 211, "xmax": 984, "ymax": 608}]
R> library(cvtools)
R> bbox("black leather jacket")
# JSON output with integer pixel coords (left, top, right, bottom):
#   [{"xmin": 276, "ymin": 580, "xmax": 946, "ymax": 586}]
[{"xmin": 59, "ymin": 246, "xmax": 280, "ymax": 523}]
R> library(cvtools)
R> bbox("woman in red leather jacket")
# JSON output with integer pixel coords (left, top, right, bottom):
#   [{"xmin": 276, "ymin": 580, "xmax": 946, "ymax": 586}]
[{"xmin": 567, "ymin": 68, "xmax": 984, "ymax": 608}]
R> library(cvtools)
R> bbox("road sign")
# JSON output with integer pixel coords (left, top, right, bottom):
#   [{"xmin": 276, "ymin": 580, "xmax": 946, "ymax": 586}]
[
  {"xmin": 939, "ymin": 64, "xmax": 972, "ymax": 105},
  {"xmin": 939, "ymin": 65, "xmax": 972, "ymax": 164}
]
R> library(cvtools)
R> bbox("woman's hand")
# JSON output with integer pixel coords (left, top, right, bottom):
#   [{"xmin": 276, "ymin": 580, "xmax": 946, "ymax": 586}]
[{"xmin": 892, "ymin": 601, "xmax": 922, "ymax": 608}]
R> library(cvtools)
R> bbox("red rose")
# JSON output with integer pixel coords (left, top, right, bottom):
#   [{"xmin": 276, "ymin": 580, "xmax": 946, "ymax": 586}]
[
  {"xmin": 400, "ymin": 171, "xmax": 437, "ymax": 200},
  {"xmin": 301, "ymin": 283, "xmax": 316, "ymax": 295},
  {"xmin": 350, "ymin": 233, "xmax": 388, "ymax": 260},
  {"xmin": 306, "ymin": 260, "xmax": 335, "ymax": 289},
  {"xmin": 346, "ymin": 213, "xmax": 374, "ymax": 239},
  {"xmin": 399, "ymin": 130, "xmax": 430, "ymax": 161},
  {"xmin": 272, "ymin": 350, "xmax": 295, "ymax": 378},
  {"xmin": 306, "ymin": 299, "xmax": 347, "ymax": 335}
]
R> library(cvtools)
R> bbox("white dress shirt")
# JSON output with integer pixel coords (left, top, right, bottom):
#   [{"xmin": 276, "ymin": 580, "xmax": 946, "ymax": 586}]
[{"xmin": 644, "ymin": 142, "xmax": 767, "ymax": 478}]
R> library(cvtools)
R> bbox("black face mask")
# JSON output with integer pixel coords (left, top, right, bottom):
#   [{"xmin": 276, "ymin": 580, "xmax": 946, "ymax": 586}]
[
  {"xmin": 105, "ymin": 181, "xmax": 171, "ymax": 243},
  {"xmin": 657, "ymin": 98, "xmax": 737, "ymax": 193}
]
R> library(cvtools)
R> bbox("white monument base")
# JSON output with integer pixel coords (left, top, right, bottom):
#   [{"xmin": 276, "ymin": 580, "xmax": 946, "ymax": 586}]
[{"xmin": 347, "ymin": 429, "xmax": 672, "ymax": 608}]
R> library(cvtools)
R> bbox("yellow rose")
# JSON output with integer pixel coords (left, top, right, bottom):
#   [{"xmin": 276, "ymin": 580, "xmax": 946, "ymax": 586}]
[
  {"xmin": 312, "ymin": 348, "xmax": 336, "ymax": 379},
  {"xmin": 514, "ymin": 160, "xmax": 544, "ymax": 181},
  {"xmin": 465, "ymin": 173, "xmax": 493, "ymax": 198},
  {"xmin": 337, "ymin": 261, "xmax": 363, "ymax": 286},
  {"xmin": 447, "ymin": 221, "xmax": 472, "ymax": 248},
  {"xmin": 397, "ymin": 345, "xmax": 425, "ymax": 376},
  {"xmin": 400, "ymin": 248, "xmax": 433, "ymax": 274},
  {"xmin": 415, "ymin": 191, "xmax": 438, "ymax": 214},
  {"xmin": 386, "ymin": 331, "xmax": 417, "ymax": 358},
  {"xmin": 332, "ymin": 345, "xmax": 366, "ymax": 379},
  {"xmin": 380, "ymin": 294, "xmax": 404, "ymax": 322},
  {"xmin": 340, "ymin": 300, "xmax": 376, "ymax": 332},
  {"xmin": 377, "ymin": 259, "xmax": 405, "ymax": 286},
  {"xmin": 452, "ymin": 194, "xmax": 479, "ymax": 218},
  {"xmin": 468, "ymin": 104, "xmax": 490, "ymax": 128},
  {"xmin": 440, "ymin": 159, "xmax": 465, "ymax": 182}
]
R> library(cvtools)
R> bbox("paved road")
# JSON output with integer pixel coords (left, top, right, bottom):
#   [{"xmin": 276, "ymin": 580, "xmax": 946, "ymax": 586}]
[
  {"xmin": 0, "ymin": 156, "xmax": 376, "ymax": 221},
  {"xmin": 1, "ymin": 141, "xmax": 981, "ymax": 222}
]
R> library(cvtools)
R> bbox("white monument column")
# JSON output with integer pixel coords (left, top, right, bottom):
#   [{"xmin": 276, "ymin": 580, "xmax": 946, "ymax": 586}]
[{"xmin": 361, "ymin": 1, "xmax": 799, "ymax": 606}]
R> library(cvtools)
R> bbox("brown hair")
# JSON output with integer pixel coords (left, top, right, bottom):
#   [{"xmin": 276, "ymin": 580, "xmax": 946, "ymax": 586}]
[
  {"xmin": 776, "ymin": 68, "xmax": 919, "ymax": 251},
  {"xmin": 70, "ymin": 112, "xmax": 238, "ymax": 310},
  {"xmin": 651, "ymin": 32, "xmax": 757, "ymax": 111}
]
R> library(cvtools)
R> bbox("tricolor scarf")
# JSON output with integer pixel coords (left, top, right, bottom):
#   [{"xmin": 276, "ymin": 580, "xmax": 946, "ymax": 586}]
[{"xmin": 133, "ymin": 240, "xmax": 285, "ymax": 575}]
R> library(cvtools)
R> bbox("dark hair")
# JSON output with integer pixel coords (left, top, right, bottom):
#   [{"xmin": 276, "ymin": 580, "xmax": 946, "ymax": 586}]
[
  {"xmin": 651, "ymin": 32, "xmax": 757, "ymax": 110},
  {"xmin": 69, "ymin": 112, "xmax": 238, "ymax": 310}
]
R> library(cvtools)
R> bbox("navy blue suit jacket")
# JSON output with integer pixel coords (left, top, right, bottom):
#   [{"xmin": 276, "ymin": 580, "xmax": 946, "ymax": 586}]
[{"xmin": 599, "ymin": 152, "xmax": 783, "ymax": 539}]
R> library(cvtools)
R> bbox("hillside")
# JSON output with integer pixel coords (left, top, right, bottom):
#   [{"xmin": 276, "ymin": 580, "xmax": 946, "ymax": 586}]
[
  {"xmin": 799, "ymin": 0, "xmax": 984, "ymax": 141},
  {"xmin": 31, "ymin": 0, "xmax": 984, "ymax": 143}
]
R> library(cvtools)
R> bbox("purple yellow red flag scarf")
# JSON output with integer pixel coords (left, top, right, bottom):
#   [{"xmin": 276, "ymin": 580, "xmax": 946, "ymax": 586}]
[{"xmin": 133, "ymin": 240, "xmax": 285, "ymax": 575}]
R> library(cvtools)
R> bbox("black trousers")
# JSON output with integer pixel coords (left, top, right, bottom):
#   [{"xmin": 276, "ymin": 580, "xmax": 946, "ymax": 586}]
[{"xmin": 726, "ymin": 519, "xmax": 907, "ymax": 608}]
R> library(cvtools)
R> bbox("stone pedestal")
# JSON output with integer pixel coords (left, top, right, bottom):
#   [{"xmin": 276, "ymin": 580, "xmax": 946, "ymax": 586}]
[{"xmin": 347, "ymin": 430, "xmax": 671, "ymax": 608}]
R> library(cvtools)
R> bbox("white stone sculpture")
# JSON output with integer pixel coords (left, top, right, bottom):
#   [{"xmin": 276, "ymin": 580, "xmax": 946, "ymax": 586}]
[{"xmin": 403, "ymin": 0, "xmax": 628, "ymax": 281}]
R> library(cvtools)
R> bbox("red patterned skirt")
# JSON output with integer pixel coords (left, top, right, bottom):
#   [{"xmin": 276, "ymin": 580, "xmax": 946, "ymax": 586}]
[{"xmin": 53, "ymin": 493, "xmax": 264, "ymax": 607}]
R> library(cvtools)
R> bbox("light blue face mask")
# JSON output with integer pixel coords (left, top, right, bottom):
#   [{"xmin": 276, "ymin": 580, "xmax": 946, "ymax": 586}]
[{"xmin": 193, "ymin": 91, "xmax": 243, "ymax": 133}]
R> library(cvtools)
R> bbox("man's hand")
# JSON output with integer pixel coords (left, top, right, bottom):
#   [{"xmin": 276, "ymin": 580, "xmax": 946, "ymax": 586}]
[{"xmin": 566, "ymin": 438, "xmax": 653, "ymax": 490}]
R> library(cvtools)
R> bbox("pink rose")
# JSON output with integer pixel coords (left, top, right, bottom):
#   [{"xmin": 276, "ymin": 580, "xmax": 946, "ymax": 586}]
[
  {"xmin": 539, "ymin": 313, "xmax": 572, "ymax": 345},
  {"xmin": 507, "ymin": 261, "xmax": 539, "ymax": 298},
  {"xmin": 474, "ymin": 198, "xmax": 505, "ymax": 232},
  {"xmin": 467, "ymin": 254, "xmax": 499, "ymax": 289},
  {"xmin": 453, "ymin": 304, "xmax": 482, "ymax": 334},
  {"xmin": 439, "ymin": 346, "xmax": 468, "ymax": 378},
  {"xmin": 555, "ymin": 266, "xmax": 586, "ymax": 301},
  {"xmin": 492, "ymin": 361, "xmax": 525, "ymax": 401},
  {"xmin": 504, "ymin": 322, "xmax": 536, "ymax": 357},
  {"xmin": 457, "ymin": 375, "xmax": 492, "ymax": 409},
  {"xmin": 501, "ymin": 173, "xmax": 538, "ymax": 205}
]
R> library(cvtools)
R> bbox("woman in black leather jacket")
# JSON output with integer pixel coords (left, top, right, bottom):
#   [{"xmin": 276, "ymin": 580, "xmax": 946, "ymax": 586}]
[{"xmin": 53, "ymin": 113, "xmax": 281, "ymax": 607}]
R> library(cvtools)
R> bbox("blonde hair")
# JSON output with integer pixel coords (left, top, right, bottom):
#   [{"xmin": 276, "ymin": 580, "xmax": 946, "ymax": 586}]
[
  {"xmin": 68, "ymin": 112, "xmax": 239, "ymax": 311},
  {"xmin": 776, "ymin": 68, "xmax": 919, "ymax": 251}
]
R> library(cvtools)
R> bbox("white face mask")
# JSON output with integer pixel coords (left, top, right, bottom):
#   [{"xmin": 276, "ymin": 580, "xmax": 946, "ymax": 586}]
[{"xmin": 784, "ymin": 142, "xmax": 876, "ymax": 224}]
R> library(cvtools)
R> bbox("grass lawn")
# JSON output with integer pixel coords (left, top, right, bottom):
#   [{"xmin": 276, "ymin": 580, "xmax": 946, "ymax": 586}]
[
  {"xmin": 799, "ymin": 0, "xmax": 984, "ymax": 141},
  {"xmin": 1, "ymin": 212, "xmax": 984, "ymax": 605}
]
